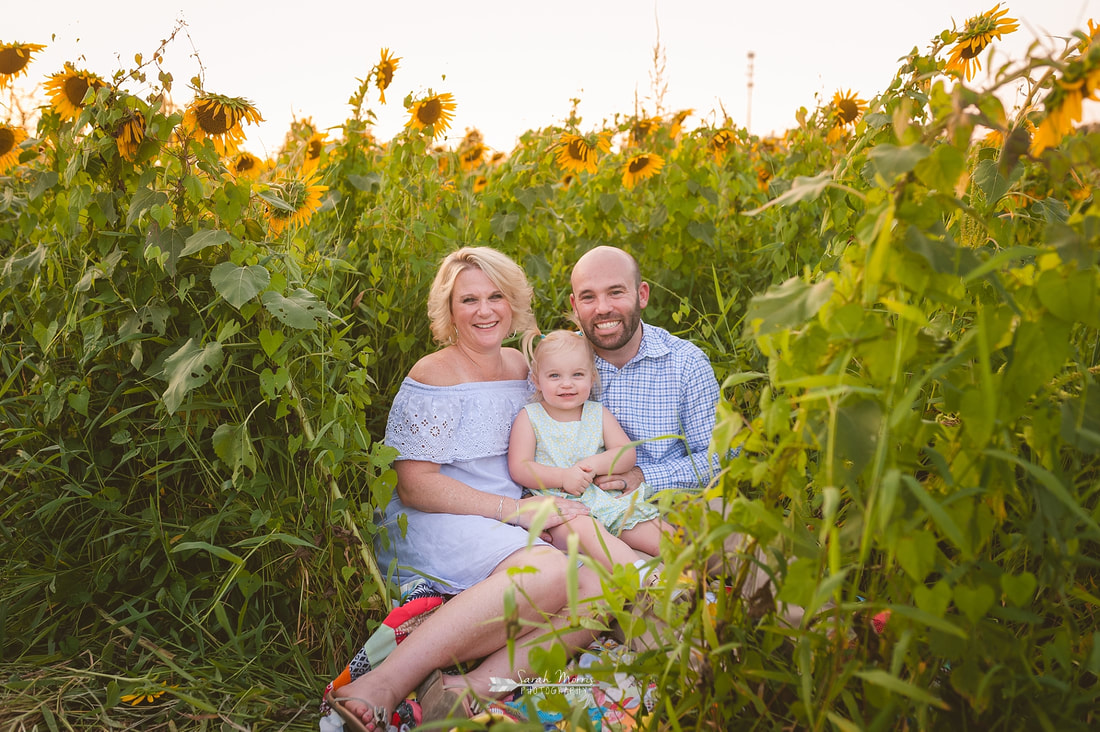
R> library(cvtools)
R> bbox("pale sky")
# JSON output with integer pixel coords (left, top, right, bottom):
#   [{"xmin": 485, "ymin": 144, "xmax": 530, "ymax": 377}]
[{"xmin": 7, "ymin": 1, "xmax": 1096, "ymax": 156}]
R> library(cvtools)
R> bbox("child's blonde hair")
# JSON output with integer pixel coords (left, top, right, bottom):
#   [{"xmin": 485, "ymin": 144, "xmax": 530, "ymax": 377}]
[{"xmin": 523, "ymin": 330, "xmax": 599, "ymax": 401}]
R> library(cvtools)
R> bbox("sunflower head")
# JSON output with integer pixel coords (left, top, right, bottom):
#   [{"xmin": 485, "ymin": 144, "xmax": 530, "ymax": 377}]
[
  {"xmin": 0, "ymin": 123, "xmax": 29, "ymax": 174},
  {"xmin": 0, "ymin": 41, "xmax": 47, "ymax": 89},
  {"xmin": 622, "ymin": 152, "xmax": 665, "ymax": 189},
  {"xmin": 459, "ymin": 142, "xmax": 485, "ymax": 171},
  {"xmin": 406, "ymin": 92, "xmax": 457, "ymax": 136},
  {"xmin": 44, "ymin": 63, "xmax": 108, "ymax": 121},
  {"xmin": 555, "ymin": 132, "xmax": 610, "ymax": 175},
  {"xmin": 113, "ymin": 109, "xmax": 146, "ymax": 162},
  {"xmin": 374, "ymin": 48, "xmax": 400, "ymax": 104},
  {"xmin": 945, "ymin": 4, "xmax": 1019, "ymax": 81},
  {"xmin": 756, "ymin": 164, "xmax": 773, "ymax": 192},
  {"xmin": 183, "ymin": 93, "xmax": 263, "ymax": 155},
  {"xmin": 230, "ymin": 151, "xmax": 265, "ymax": 180},
  {"xmin": 670, "ymin": 109, "xmax": 693, "ymax": 138},
  {"xmin": 630, "ymin": 116, "xmax": 662, "ymax": 145},
  {"xmin": 832, "ymin": 90, "xmax": 867, "ymax": 127},
  {"xmin": 265, "ymin": 170, "xmax": 328, "ymax": 236},
  {"xmin": 472, "ymin": 175, "xmax": 488, "ymax": 194},
  {"xmin": 302, "ymin": 132, "xmax": 327, "ymax": 172},
  {"xmin": 709, "ymin": 129, "xmax": 736, "ymax": 163},
  {"xmin": 490, "ymin": 150, "xmax": 506, "ymax": 166}
]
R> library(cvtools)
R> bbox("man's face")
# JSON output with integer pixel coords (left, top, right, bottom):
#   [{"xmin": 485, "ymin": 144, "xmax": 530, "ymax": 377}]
[{"xmin": 570, "ymin": 265, "xmax": 648, "ymax": 354}]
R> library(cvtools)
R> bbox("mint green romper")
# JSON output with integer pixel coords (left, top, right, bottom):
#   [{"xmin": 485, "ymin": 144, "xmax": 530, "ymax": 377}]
[{"xmin": 523, "ymin": 400, "xmax": 659, "ymax": 535}]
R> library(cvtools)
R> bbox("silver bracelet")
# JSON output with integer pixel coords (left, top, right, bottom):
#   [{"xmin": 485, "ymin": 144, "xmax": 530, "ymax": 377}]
[{"xmin": 496, "ymin": 496, "xmax": 505, "ymax": 522}]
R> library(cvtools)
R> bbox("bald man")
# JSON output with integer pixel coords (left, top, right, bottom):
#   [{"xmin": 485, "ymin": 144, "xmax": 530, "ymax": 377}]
[{"xmin": 569, "ymin": 245, "xmax": 722, "ymax": 498}]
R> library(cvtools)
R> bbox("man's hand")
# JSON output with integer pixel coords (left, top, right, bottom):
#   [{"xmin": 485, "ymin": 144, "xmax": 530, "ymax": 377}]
[
  {"xmin": 594, "ymin": 465, "xmax": 645, "ymax": 494},
  {"xmin": 562, "ymin": 463, "xmax": 595, "ymax": 495}
]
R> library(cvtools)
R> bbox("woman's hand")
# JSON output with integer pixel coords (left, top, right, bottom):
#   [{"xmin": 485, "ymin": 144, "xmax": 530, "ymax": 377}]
[{"xmin": 512, "ymin": 494, "xmax": 588, "ymax": 531}]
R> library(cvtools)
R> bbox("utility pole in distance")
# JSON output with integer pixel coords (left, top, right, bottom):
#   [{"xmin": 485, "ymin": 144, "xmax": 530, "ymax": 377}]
[{"xmin": 747, "ymin": 51, "xmax": 755, "ymax": 135}]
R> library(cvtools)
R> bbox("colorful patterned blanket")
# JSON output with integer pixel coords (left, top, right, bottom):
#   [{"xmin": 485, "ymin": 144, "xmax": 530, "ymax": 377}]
[{"xmin": 319, "ymin": 582, "xmax": 656, "ymax": 731}]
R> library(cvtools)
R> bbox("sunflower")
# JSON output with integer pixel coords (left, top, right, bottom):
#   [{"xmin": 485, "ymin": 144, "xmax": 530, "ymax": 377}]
[
  {"xmin": 490, "ymin": 150, "xmax": 506, "ymax": 166},
  {"xmin": 266, "ymin": 170, "xmax": 327, "ymax": 235},
  {"xmin": 113, "ymin": 109, "xmax": 146, "ymax": 162},
  {"xmin": 669, "ymin": 109, "xmax": 693, "ymax": 138},
  {"xmin": 43, "ymin": 63, "xmax": 108, "ymax": 121},
  {"xmin": 560, "ymin": 173, "xmax": 575, "ymax": 189},
  {"xmin": 709, "ymin": 129, "xmax": 735, "ymax": 164},
  {"xmin": 303, "ymin": 132, "xmax": 326, "ymax": 172},
  {"xmin": 472, "ymin": 175, "xmax": 488, "ymax": 193},
  {"xmin": 622, "ymin": 152, "xmax": 665, "ymax": 189},
  {"xmin": 1031, "ymin": 77, "xmax": 1088, "ymax": 155},
  {"xmin": 832, "ymin": 90, "xmax": 866, "ymax": 127},
  {"xmin": 945, "ymin": 4, "xmax": 1019, "ymax": 81},
  {"xmin": 182, "ymin": 93, "xmax": 263, "ymax": 155},
  {"xmin": 555, "ymin": 132, "xmax": 610, "ymax": 174},
  {"xmin": 406, "ymin": 92, "xmax": 456, "ymax": 136},
  {"xmin": 374, "ymin": 48, "xmax": 400, "ymax": 104},
  {"xmin": 1031, "ymin": 29, "xmax": 1100, "ymax": 155},
  {"xmin": 0, "ymin": 41, "xmax": 46, "ymax": 89},
  {"xmin": 0, "ymin": 122, "xmax": 28, "ymax": 174},
  {"xmin": 459, "ymin": 142, "xmax": 485, "ymax": 171},
  {"xmin": 756, "ymin": 164, "xmax": 773, "ymax": 192},
  {"xmin": 630, "ymin": 116, "xmax": 662, "ymax": 145},
  {"xmin": 229, "ymin": 151, "xmax": 265, "ymax": 180}
]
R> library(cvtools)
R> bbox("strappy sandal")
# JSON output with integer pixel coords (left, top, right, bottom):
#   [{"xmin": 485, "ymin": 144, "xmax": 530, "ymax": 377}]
[
  {"xmin": 324, "ymin": 690, "xmax": 386, "ymax": 732},
  {"xmin": 324, "ymin": 691, "xmax": 422, "ymax": 732},
  {"xmin": 416, "ymin": 669, "xmax": 481, "ymax": 721}
]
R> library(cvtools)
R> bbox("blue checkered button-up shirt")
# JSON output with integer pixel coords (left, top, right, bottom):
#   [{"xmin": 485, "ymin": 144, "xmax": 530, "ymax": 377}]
[{"xmin": 594, "ymin": 322, "xmax": 720, "ymax": 495}]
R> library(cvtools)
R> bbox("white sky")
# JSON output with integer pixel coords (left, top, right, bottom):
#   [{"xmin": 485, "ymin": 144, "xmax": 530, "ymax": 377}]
[{"xmin": 7, "ymin": 1, "xmax": 1097, "ymax": 156}]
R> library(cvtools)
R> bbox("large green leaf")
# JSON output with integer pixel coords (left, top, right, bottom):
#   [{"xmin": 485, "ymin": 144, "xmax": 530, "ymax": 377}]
[
  {"xmin": 161, "ymin": 338, "xmax": 224, "ymax": 414},
  {"xmin": 744, "ymin": 276, "xmax": 834, "ymax": 335},
  {"xmin": 181, "ymin": 228, "xmax": 235, "ymax": 258},
  {"xmin": 212, "ymin": 422, "xmax": 257, "ymax": 477},
  {"xmin": 867, "ymin": 143, "xmax": 931, "ymax": 184},
  {"xmin": 211, "ymin": 262, "xmax": 271, "ymax": 309},
  {"xmin": 262, "ymin": 289, "xmax": 335, "ymax": 330}
]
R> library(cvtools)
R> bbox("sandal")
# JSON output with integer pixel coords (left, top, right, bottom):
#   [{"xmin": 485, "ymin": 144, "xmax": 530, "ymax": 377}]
[
  {"xmin": 324, "ymin": 691, "xmax": 422, "ymax": 732},
  {"xmin": 416, "ymin": 669, "xmax": 480, "ymax": 721},
  {"xmin": 324, "ymin": 690, "xmax": 385, "ymax": 732}
]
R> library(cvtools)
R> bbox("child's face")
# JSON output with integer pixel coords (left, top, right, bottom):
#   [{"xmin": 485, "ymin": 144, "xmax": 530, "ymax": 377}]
[{"xmin": 534, "ymin": 344, "xmax": 594, "ymax": 412}]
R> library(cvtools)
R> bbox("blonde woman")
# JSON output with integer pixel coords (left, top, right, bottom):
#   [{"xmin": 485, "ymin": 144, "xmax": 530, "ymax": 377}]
[{"xmin": 326, "ymin": 248, "xmax": 602, "ymax": 731}]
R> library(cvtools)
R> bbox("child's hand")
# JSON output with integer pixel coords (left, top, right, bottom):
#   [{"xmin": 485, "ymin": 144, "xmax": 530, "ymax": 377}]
[{"xmin": 562, "ymin": 464, "xmax": 594, "ymax": 496}]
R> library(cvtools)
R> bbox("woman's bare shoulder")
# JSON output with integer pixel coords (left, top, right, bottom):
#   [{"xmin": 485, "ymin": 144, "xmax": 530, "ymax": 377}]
[
  {"xmin": 407, "ymin": 349, "xmax": 460, "ymax": 386},
  {"xmin": 502, "ymin": 347, "xmax": 531, "ymax": 380}
]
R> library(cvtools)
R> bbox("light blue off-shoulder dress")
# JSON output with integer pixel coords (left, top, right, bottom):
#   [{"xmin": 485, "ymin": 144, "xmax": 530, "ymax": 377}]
[{"xmin": 374, "ymin": 377, "xmax": 547, "ymax": 594}]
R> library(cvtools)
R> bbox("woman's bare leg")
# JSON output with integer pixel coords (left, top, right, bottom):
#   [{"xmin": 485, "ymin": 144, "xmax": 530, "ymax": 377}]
[{"xmin": 332, "ymin": 545, "xmax": 581, "ymax": 725}]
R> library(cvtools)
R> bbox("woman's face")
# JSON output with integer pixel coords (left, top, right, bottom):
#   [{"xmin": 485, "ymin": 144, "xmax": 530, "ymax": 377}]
[{"xmin": 450, "ymin": 267, "xmax": 513, "ymax": 349}]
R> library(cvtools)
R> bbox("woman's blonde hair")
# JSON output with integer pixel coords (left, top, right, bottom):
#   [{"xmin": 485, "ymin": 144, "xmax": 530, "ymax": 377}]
[
  {"xmin": 523, "ymin": 330, "xmax": 600, "ymax": 401},
  {"xmin": 427, "ymin": 247, "xmax": 537, "ymax": 346}
]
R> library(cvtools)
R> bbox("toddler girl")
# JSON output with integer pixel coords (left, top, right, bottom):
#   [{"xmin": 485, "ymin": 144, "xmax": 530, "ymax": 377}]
[{"xmin": 508, "ymin": 330, "xmax": 669, "ymax": 573}]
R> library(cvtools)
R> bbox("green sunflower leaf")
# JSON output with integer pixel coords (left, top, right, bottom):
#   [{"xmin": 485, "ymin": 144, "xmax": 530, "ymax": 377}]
[
  {"xmin": 160, "ymin": 338, "xmax": 224, "ymax": 414},
  {"xmin": 212, "ymin": 422, "xmax": 257, "ymax": 476},
  {"xmin": 181, "ymin": 228, "xmax": 235, "ymax": 258},
  {"xmin": 262, "ymin": 289, "xmax": 335, "ymax": 330},
  {"xmin": 211, "ymin": 262, "xmax": 271, "ymax": 309}
]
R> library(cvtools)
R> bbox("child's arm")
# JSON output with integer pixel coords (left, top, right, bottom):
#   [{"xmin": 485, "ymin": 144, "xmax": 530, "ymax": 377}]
[
  {"xmin": 583, "ymin": 406, "xmax": 637, "ymax": 479},
  {"xmin": 508, "ymin": 409, "xmax": 593, "ymax": 496}
]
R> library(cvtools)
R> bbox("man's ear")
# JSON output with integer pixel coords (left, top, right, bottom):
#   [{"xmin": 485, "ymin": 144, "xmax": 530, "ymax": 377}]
[
  {"xmin": 638, "ymin": 281, "xmax": 650, "ymax": 308},
  {"xmin": 569, "ymin": 292, "xmax": 577, "ymax": 312}
]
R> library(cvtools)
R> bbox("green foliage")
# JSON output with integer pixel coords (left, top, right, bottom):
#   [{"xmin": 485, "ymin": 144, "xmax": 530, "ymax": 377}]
[{"xmin": 3, "ymin": 15, "xmax": 1100, "ymax": 731}]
